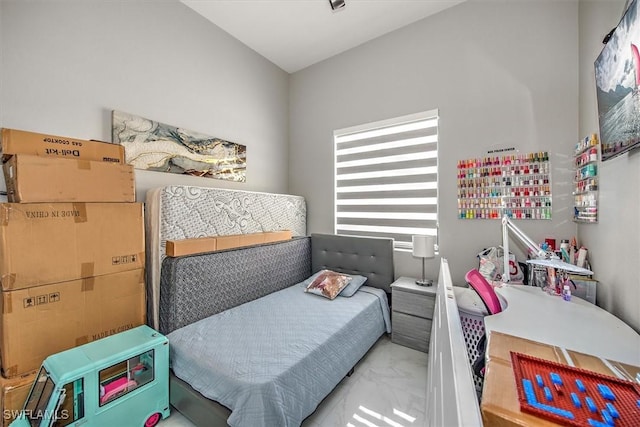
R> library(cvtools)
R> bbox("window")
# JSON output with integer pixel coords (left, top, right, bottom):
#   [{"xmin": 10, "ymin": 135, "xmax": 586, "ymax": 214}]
[
  {"xmin": 98, "ymin": 350, "xmax": 155, "ymax": 406},
  {"xmin": 53, "ymin": 379, "xmax": 84, "ymax": 427},
  {"xmin": 24, "ymin": 367, "xmax": 55, "ymax": 427},
  {"xmin": 334, "ymin": 110, "xmax": 438, "ymax": 250}
]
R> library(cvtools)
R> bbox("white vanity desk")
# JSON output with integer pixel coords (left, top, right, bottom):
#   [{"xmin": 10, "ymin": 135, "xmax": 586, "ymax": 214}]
[{"xmin": 485, "ymin": 284, "xmax": 640, "ymax": 366}]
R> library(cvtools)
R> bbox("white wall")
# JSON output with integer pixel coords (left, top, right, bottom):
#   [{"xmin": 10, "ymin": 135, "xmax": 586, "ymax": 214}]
[
  {"xmin": 5, "ymin": 0, "xmax": 635, "ymax": 332},
  {"xmin": 290, "ymin": 0, "xmax": 579, "ymax": 285},
  {"xmin": 0, "ymin": 0, "xmax": 290, "ymax": 201},
  {"xmin": 579, "ymin": 0, "xmax": 640, "ymax": 332}
]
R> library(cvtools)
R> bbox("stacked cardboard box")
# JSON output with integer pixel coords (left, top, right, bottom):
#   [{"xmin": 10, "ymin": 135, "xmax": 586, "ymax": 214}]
[
  {"xmin": 0, "ymin": 372, "xmax": 35, "ymax": 426},
  {"xmin": 0, "ymin": 128, "xmax": 146, "ymax": 420},
  {"xmin": 1, "ymin": 128, "xmax": 133, "ymax": 203},
  {"xmin": 165, "ymin": 230, "xmax": 293, "ymax": 257}
]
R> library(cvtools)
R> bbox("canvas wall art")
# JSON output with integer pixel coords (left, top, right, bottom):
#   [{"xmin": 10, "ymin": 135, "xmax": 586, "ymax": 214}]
[
  {"xmin": 112, "ymin": 110, "xmax": 246, "ymax": 182},
  {"xmin": 594, "ymin": 0, "xmax": 640, "ymax": 161}
]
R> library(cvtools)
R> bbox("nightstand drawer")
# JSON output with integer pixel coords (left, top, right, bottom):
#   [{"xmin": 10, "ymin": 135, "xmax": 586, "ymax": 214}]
[
  {"xmin": 392, "ymin": 331, "xmax": 430, "ymax": 353},
  {"xmin": 392, "ymin": 311, "xmax": 431, "ymax": 342},
  {"xmin": 392, "ymin": 288, "xmax": 435, "ymax": 319}
]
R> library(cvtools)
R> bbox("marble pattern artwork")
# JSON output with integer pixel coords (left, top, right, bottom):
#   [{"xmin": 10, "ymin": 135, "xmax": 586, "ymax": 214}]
[{"xmin": 111, "ymin": 110, "xmax": 246, "ymax": 182}]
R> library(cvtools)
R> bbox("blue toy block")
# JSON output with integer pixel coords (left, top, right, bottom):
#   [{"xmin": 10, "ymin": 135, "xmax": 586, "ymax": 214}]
[
  {"xmin": 536, "ymin": 374, "xmax": 544, "ymax": 388},
  {"xmin": 550, "ymin": 372, "xmax": 563, "ymax": 385},
  {"xmin": 585, "ymin": 396, "xmax": 597, "ymax": 413},
  {"xmin": 544, "ymin": 386, "xmax": 553, "ymax": 401},
  {"xmin": 571, "ymin": 392, "xmax": 581, "ymax": 408},
  {"xmin": 531, "ymin": 402, "xmax": 574, "ymax": 420},
  {"xmin": 597, "ymin": 384, "xmax": 615, "ymax": 401},
  {"xmin": 601, "ymin": 409, "xmax": 614, "ymax": 426},
  {"xmin": 605, "ymin": 402, "xmax": 619, "ymax": 419},
  {"xmin": 522, "ymin": 379, "xmax": 537, "ymax": 403}
]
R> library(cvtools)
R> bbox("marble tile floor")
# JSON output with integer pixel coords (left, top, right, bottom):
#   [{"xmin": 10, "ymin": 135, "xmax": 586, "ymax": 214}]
[{"xmin": 158, "ymin": 334, "xmax": 428, "ymax": 427}]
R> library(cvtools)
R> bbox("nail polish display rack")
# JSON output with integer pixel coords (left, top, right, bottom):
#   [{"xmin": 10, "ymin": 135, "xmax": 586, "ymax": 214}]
[
  {"xmin": 457, "ymin": 152, "xmax": 552, "ymax": 220},
  {"xmin": 573, "ymin": 135, "xmax": 599, "ymax": 223}
]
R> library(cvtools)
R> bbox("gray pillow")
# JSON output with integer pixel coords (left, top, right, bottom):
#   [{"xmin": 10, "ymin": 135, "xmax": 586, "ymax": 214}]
[{"xmin": 339, "ymin": 274, "xmax": 368, "ymax": 297}]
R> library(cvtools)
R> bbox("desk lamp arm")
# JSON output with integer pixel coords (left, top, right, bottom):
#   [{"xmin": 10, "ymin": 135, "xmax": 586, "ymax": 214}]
[{"xmin": 501, "ymin": 215, "xmax": 548, "ymax": 283}]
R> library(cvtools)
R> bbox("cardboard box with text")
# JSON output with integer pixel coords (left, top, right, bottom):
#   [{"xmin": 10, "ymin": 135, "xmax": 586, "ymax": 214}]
[
  {"xmin": 0, "ymin": 128, "xmax": 124, "ymax": 164},
  {"xmin": 4, "ymin": 155, "xmax": 135, "ymax": 203},
  {"xmin": 0, "ymin": 269, "xmax": 146, "ymax": 378},
  {"xmin": 0, "ymin": 203, "xmax": 144, "ymax": 291}
]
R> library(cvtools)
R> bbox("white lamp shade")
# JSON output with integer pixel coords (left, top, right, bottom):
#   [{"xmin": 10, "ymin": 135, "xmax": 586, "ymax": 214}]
[{"xmin": 412, "ymin": 235, "xmax": 435, "ymax": 258}]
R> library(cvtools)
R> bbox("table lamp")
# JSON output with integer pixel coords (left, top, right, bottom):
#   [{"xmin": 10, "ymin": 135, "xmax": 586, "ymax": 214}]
[
  {"xmin": 412, "ymin": 235, "xmax": 435, "ymax": 286},
  {"xmin": 500, "ymin": 215, "xmax": 592, "ymax": 283}
]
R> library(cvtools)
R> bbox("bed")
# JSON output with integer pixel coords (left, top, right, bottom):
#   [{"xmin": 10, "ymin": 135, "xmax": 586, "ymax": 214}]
[{"xmin": 145, "ymin": 186, "xmax": 395, "ymax": 427}]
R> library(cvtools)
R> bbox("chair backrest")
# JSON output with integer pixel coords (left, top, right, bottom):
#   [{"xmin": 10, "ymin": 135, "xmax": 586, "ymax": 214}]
[{"xmin": 465, "ymin": 269, "xmax": 502, "ymax": 315}]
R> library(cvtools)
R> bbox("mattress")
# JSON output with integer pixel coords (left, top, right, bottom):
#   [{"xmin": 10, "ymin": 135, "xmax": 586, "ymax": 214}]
[
  {"xmin": 168, "ymin": 283, "xmax": 391, "ymax": 427},
  {"xmin": 145, "ymin": 185, "xmax": 306, "ymax": 329}
]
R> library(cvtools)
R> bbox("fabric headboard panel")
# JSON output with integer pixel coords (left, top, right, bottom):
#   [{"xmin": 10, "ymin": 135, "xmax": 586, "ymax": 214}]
[
  {"xmin": 311, "ymin": 233, "xmax": 395, "ymax": 294},
  {"xmin": 146, "ymin": 185, "xmax": 307, "ymax": 330},
  {"xmin": 159, "ymin": 237, "xmax": 311, "ymax": 335}
]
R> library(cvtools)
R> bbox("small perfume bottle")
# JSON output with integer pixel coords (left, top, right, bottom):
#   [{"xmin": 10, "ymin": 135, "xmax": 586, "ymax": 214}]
[{"xmin": 562, "ymin": 284, "xmax": 572, "ymax": 301}]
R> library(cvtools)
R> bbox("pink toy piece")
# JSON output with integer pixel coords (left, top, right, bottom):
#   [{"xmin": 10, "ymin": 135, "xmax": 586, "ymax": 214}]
[
  {"xmin": 632, "ymin": 43, "xmax": 640, "ymax": 88},
  {"xmin": 144, "ymin": 412, "xmax": 161, "ymax": 427},
  {"xmin": 100, "ymin": 377, "xmax": 137, "ymax": 404}
]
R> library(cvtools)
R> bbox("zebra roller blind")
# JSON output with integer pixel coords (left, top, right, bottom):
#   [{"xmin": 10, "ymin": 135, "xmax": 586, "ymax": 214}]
[{"xmin": 334, "ymin": 109, "xmax": 439, "ymax": 250}]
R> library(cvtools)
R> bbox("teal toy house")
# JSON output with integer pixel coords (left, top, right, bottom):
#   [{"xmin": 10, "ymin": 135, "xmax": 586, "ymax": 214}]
[{"xmin": 10, "ymin": 325, "xmax": 169, "ymax": 427}]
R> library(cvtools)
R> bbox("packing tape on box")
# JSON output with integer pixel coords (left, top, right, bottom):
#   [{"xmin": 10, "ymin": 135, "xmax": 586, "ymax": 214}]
[
  {"xmin": 77, "ymin": 160, "xmax": 91, "ymax": 170},
  {"xmin": 76, "ymin": 335, "xmax": 89, "ymax": 346},
  {"xmin": 3, "ymin": 294, "xmax": 11, "ymax": 314},
  {"xmin": 0, "ymin": 205, "xmax": 9, "ymax": 226},
  {"xmin": 81, "ymin": 276, "xmax": 95, "ymax": 292},
  {"xmin": 72, "ymin": 203, "xmax": 88, "ymax": 223},
  {"xmin": 1, "ymin": 273, "xmax": 16, "ymax": 290},
  {"xmin": 3, "ymin": 366, "xmax": 17, "ymax": 379},
  {"xmin": 80, "ymin": 262, "xmax": 94, "ymax": 279}
]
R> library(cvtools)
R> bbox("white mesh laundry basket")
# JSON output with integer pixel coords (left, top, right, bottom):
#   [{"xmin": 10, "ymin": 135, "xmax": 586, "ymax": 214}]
[{"xmin": 453, "ymin": 286, "xmax": 488, "ymax": 393}]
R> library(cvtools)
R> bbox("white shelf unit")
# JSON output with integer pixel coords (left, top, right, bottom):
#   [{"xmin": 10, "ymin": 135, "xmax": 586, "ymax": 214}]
[{"xmin": 573, "ymin": 135, "xmax": 599, "ymax": 223}]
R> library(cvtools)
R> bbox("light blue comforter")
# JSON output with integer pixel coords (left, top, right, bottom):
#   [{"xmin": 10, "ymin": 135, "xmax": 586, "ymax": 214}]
[{"xmin": 168, "ymin": 283, "xmax": 390, "ymax": 427}]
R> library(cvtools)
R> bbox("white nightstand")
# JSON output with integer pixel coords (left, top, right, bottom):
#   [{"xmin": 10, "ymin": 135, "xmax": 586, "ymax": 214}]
[{"xmin": 391, "ymin": 276, "xmax": 437, "ymax": 353}]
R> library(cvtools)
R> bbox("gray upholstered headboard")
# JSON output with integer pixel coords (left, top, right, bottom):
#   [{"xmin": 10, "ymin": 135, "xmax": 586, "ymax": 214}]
[
  {"xmin": 311, "ymin": 233, "xmax": 395, "ymax": 294},
  {"xmin": 159, "ymin": 237, "xmax": 311, "ymax": 335},
  {"xmin": 159, "ymin": 233, "xmax": 395, "ymax": 335}
]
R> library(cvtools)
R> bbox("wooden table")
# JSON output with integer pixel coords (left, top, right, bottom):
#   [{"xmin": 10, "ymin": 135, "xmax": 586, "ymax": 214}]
[
  {"xmin": 481, "ymin": 331, "xmax": 640, "ymax": 426},
  {"xmin": 481, "ymin": 285, "xmax": 640, "ymax": 426}
]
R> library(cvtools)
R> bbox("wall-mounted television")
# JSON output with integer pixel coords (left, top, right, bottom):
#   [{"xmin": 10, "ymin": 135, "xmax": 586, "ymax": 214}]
[{"xmin": 594, "ymin": 0, "xmax": 640, "ymax": 161}]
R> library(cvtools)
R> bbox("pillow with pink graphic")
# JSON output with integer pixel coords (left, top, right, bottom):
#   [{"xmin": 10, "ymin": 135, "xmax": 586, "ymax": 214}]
[{"xmin": 304, "ymin": 270, "xmax": 352, "ymax": 300}]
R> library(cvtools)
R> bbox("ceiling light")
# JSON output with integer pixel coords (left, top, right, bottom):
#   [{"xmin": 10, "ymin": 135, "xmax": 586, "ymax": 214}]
[{"xmin": 329, "ymin": 0, "xmax": 345, "ymax": 11}]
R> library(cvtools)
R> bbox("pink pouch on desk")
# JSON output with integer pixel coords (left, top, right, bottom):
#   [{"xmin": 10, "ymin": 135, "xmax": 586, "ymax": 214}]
[{"xmin": 477, "ymin": 246, "xmax": 524, "ymax": 284}]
